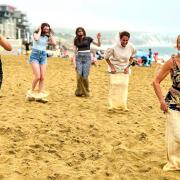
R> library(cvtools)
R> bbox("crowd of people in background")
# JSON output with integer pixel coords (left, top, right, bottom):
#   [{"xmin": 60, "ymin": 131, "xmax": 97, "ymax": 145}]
[{"xmin": 133, "ymin": 48, "xmax": 164, "ymax": 67}]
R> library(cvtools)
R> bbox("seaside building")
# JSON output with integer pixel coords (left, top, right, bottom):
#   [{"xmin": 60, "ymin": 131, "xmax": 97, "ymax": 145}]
[{"xmin": 0, "ymin": 4, "xmax": 30, "ymax": 41}]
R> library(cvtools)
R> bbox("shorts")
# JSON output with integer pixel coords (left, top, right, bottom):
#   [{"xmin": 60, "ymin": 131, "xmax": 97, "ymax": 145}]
[{"xmin": 29, "ymin": 48, "xmax": 47, "ymax": 65}]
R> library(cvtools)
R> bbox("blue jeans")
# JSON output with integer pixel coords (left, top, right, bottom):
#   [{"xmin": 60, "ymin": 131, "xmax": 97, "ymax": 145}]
[
  {"xmin": 29, "ymin": 49, "xmax": 47, "ymax": 64},
  {"xmin": 75, "ymin": 52, "xmax": 91, "ymax": 97},
  {"xmin": 76, "ymin": 52, "xmax": 91, "ymax": 78}
]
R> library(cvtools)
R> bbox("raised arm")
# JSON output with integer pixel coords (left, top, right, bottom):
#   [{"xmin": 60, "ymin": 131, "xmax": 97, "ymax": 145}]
[
  {"xmin": 92, "ymin": 33, "xmax": 101, "ymax": 47},
  {"xmin": 33, "ymin": 27, "xmax": 42, "ymax": 41},
  {"xmin": 0, "ymin": 35, "xmax": 12, "ymax": 51},
  {"xmin": 152, "ymin": 59, "xmax": 173, "ymax": 112}
]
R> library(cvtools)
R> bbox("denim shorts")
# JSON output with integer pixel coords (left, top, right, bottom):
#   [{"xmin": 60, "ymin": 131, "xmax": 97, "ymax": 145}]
[
  {"xmin": 29, "ymin": 49, "xmax": 47, "ymax": 65},
  {"xmin": 76, "ymin": 52, "xmax": 91, "ymax": 78}
]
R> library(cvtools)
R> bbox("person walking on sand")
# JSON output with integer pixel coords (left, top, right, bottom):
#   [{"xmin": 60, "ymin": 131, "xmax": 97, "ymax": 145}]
[
  {"xmin": 27, "ymin": 23, "xmax": 56, "ymax": 102},
  {"xmin": 105, "ymin": 31, "xmax": 136, "ymax": 111},
  {"xmin": 73, "ymin": 27, "xmax": 101, "ymax": 97},
  {"xmin": 148, "ymin": 48, "xmax": 153, "ymax": 66},
  {"xmin": 153, "ymin": 35, "xmax": 180, "ymax": 171},
  {"xmin": 0, "ymin": 35, "xmax": 12, "ymax": 90}
]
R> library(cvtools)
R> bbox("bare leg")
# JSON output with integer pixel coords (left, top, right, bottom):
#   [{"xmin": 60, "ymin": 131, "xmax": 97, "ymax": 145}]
[
  {"xmin": 39, "ymin": 64, "xmax": 47, "ymax": 92},
  {"xmin": 31, "ymin": 62, "xmax": 40, "ymax": 91}
]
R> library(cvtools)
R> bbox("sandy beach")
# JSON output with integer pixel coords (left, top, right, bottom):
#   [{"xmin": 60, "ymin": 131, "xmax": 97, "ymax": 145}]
[{"xmin": 0, "ymin": 55, "xmax": 179, "ymax": 180}]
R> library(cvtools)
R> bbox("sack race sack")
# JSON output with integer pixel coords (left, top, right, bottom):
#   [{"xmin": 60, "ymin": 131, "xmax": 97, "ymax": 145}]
[
  {"xmin": 108, "ymin": 73, "xmax": 129, "ymax": 110},
  {"xmin": 26, "ymin": 90, "xmax": 49, "ymax": 103},
  {"xmin": 163, "ymin": 109, "xmax": 180, "ymax": 171}
]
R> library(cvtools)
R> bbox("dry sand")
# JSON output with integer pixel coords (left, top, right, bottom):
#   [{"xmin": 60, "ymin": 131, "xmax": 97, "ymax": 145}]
[{"xmin": 0, "ymin": 55, "xmax": 179, "ymax": 180}]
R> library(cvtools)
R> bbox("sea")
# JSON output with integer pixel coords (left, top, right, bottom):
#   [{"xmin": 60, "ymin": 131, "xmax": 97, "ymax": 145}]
[{"xmin": 136, "ymin": 46, "xmax": 177, "ymax": 60}]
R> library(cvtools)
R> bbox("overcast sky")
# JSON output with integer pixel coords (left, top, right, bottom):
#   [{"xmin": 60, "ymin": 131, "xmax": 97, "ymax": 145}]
[{"xmin": 0, "ymin": 0, "xmax": 179, "ymax": 33}]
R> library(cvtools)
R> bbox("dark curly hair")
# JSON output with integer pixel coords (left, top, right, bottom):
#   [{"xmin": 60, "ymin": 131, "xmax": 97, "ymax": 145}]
[{"xmin": 119, "ymin": 31, "xmax": 130, "ymax": 39}]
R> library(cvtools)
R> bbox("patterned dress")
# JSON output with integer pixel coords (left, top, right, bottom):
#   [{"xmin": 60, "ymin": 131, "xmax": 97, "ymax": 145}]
[{"xmin": 165, "ymin": 58, "xmax": 180, "ymax": 111}]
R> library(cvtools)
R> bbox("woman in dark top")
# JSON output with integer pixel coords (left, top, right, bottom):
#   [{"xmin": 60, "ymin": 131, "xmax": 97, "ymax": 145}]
[
  {"xmin": 73, "ymin": 27, "xmax": 101, "ymax": 97},
  {"xmin": 153, "ymin": 35, "xmax": 180, "ymax": 171}
]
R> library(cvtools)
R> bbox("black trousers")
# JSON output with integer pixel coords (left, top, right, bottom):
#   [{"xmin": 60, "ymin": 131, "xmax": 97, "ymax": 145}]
[{"xmin": 0, "ymin": 58, "xmax": 3, "ymax": 89}]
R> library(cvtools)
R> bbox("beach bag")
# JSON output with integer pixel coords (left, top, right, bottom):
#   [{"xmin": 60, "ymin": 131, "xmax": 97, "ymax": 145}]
[
  {"xmin": 163, "ymin": 110, "xmax": 180, "ymax": 171},
  {"xmin": 108, "ymin": 73, "xmax": 129, "ymax": 110}
]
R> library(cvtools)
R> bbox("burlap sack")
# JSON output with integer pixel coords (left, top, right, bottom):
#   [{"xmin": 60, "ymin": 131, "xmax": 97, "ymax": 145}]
[
  {"xmin": 163, "ymin": 109, "xmax": 180, "ymax": 171},
  {"xmin": 108, "ymin": 73, "xmax": 129, "ymax": 110}
]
